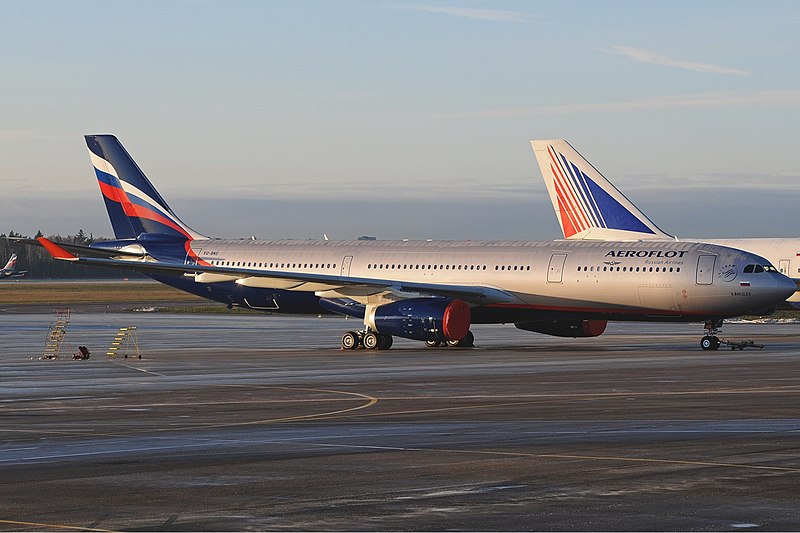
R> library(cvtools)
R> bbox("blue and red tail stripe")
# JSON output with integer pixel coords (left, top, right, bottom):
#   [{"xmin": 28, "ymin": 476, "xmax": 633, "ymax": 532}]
[
  {"xmin": 546, "ymin": 144, "xmax": 655, "ymax": 237},
  {"xmin": 86, "ymin": 135, "xmax": 208, "ymax": 242}
]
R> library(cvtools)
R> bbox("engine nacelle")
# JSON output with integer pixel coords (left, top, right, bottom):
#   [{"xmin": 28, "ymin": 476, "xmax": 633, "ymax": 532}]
[
  {"xmin": 515, "ymin": 319, "xmax": 607, "ymax": 338},
  {"xmin": 367, "ymin": 298, "xmax": 471, "ymax": 342}
]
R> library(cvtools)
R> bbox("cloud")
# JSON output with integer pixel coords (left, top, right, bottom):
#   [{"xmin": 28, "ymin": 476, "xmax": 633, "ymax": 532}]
[
  {"xmin": 608, "ymin": 45, "xmax": 749, "ymax": 75},
  {"xmin": 398, "ymin": 4, "xmax": 538, "ymax": 23},
  {"xmin": 431, "ymin": 90, "xmax": 800, "ymax": 119}
]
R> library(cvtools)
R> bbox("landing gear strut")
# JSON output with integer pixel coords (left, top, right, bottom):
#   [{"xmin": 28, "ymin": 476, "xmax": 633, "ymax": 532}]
[{"xmin": 701, "ymin": 319, "xmax": 722, "ymax": 351}]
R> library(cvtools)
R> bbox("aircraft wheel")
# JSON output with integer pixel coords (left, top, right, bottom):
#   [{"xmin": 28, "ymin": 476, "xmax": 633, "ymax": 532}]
[
  {"xmin": 341, "ymin": 331, "xmax": 359, "ymax": 350},
  {"xmin": 363, "ymin": 332, "xmax": 379, "ymax": 350},
  {"xmin": 378, "ymin": 334, "xmax": 393, "ymax": 350},
  {"xmin": 425, "ymin": 340, "xmax": 441, "ymax": 348},
  {"xmin": 460, "ymin": 330, "xmax": 475, "ymax": 347},
  {"xmin": 700, "ymin": 336, "xmax": 720, "ymax": 351},
  {"xmin": 445, "ymin": 330, "xmax": 475, "ymax": 348}
]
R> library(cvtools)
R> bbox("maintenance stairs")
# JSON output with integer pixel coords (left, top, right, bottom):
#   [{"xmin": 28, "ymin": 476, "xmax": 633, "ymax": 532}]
[
  {"xmin": 41, "ymin": 308, "xmax": 71, "ymax": 360},
  {"xmin": 106, "ymin": 326, "xmax": 141, "ymax": 359}
]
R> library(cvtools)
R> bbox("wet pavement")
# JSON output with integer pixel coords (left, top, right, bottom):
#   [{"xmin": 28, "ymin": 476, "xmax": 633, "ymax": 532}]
[{"xmin": 1, "ymin": 311, "xmax": 799, "ymax": 530}]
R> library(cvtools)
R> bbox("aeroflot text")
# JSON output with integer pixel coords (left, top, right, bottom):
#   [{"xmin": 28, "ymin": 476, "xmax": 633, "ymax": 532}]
[{"xmin": 605, "ymin": 250, "xmax": 688, "ymax": 258}]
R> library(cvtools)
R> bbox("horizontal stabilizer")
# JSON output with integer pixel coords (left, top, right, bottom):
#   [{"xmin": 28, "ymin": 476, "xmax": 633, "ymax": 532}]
[{"xmin": 8, "ymin": 236, "xmax": 146, "ymax": 259}]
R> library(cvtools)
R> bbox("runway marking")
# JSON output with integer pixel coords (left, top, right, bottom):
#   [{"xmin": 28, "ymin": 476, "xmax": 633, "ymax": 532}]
[
  {"xmin": 0, "ymin": 387, "xmax": 379, "ymax": 442},
  {"xmin": 312, "ymin": 443, "xmax": 800, "ymax": 475},
  {"xmin": 318, "ymin": 387, "xmax": 800, "ymax": 420},
  {"xmin": 184, "ymin": 386, "xmax": 379, "ymax": 429},
  {"xmin": 0, "ymin": 519, "xmax": 117, "ymax": 532},
  {"xmin": 109, "ymin": 361, "xmax": 165, "ymax": 376}
]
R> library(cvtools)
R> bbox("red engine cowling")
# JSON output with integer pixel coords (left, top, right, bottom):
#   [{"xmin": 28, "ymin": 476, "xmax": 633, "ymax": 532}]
[{"xmin": 514, "ymin": 319, "xmax": 607, "ymax": 338}]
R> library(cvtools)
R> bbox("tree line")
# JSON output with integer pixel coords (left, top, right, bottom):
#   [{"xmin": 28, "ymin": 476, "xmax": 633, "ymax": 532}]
[{"xmin": 1, "ymin": 230, "xmax": 144, "ymax": 279}]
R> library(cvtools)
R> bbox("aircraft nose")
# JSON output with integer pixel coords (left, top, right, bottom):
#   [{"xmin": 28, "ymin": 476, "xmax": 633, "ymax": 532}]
[{"xmin": 775, "ymin": 273, "xmax": 798, "ymax": 300}]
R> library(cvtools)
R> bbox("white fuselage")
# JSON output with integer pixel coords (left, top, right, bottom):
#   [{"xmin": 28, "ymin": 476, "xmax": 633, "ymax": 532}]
[{"xmin": 184, "ymin": 238, "xmax": 792, "ymax": 321}]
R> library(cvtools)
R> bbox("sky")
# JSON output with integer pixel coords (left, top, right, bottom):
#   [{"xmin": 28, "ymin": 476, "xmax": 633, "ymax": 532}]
[{"xmin": 1, "ymin": 0, "xmax": 799, "ymax": 241}]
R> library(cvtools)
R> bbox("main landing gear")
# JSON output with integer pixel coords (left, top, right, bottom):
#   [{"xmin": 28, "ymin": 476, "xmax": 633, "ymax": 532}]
[
  {"xmin": 340, "ymin": 330, "xmax": 475, "ymax": 350},
  {"xmin": 425, "ymin": 330, "xmax": 475, "ymax": 348},
  {"xmin": 700, "ymin": 319, "xmax": 722, "ymax": 351},
  {"xmin": 341, "ymin": 330, "xmax": 393, "ymax": 350}
]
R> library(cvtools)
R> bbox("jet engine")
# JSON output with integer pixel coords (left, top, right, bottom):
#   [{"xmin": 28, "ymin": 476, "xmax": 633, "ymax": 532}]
[
  {"xmin": 367, "ymin": 298, "xmax": 471, "ymax": 342},
  {"xmin": 515, "ymin": 319, "xmax": 607, "ymax": 338}
]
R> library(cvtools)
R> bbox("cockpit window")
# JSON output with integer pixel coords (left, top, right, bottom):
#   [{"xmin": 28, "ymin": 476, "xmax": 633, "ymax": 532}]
[{"xmin": 744, "ymin": 263, "xmax": 777, "ymax": 274}]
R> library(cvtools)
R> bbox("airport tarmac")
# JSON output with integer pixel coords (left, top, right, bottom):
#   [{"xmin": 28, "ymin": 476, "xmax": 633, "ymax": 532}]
[{"xmin": 1, "ymin": 311, "xmax": 799, "ymax": 531}]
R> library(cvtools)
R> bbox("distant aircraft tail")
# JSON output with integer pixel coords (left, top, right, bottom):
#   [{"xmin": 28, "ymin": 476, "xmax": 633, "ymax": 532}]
[
  {"xmin": 2, "ymin": 253, "xmax": 17, "ymax": 271},
  {"xmin": 85, "ymin": 135, "xmax": 208, "ymax": 241},
  {"xmin": 530, "ymin": 140, "xmax": 672, "ymax": 241}
]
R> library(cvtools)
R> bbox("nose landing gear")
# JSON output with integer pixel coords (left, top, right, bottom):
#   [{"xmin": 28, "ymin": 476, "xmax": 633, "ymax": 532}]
[{"xmin": 701, "ymin": 319, "xmax": 722, "ymax": 350}]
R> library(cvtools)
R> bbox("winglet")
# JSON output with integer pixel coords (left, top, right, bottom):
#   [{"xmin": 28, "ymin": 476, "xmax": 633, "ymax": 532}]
[{"xmin": 37, "ymin": 237, "xmax": 79, "ymax": 260}]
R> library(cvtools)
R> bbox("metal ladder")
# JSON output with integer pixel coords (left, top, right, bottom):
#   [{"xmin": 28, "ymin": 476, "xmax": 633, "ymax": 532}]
[
  {"xmin": 106, "ymin": 326, "xmax": 141, "ymax": 359},
  {"xmin": 41, "ymin": 308, "xmax": 71, "ymax": 360}
]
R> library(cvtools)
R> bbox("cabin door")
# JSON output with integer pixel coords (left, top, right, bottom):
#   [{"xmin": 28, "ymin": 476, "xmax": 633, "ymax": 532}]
[
  {"xmin": 696, "ymin": 255, "xmax": 715, "ymax": 285},
  {"xmin": 547, "ymin": 254, "xmax": 567, "ymax": 283},
  {"xmin": 185, "ymin": 248, "xmax": 202, "ymax": 266},
  {"xmin": 341, "ymin": 255, "xmax": 353, "ymax": 277}
]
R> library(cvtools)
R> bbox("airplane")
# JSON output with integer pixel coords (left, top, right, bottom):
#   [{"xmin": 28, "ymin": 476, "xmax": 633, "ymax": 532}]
[
  {"xmin": 15, "ymin": 135, "xmax": 797, "ymax": 352},
  {"xmin": 531, "ymin": 139, "xmax": 800, "ymax": 309},
  {"xmin": 0, "ymin": 254, "xmax": 27, "ymax": 279}
]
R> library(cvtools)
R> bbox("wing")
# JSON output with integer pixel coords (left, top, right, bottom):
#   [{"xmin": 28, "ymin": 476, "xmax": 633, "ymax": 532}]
[{"xmin": 34, "ymin": 237, "xmax": 519, "ymax": 306}]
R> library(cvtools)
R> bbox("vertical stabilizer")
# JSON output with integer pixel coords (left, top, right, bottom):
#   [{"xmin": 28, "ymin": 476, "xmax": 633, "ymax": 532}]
[
  {"xmin": 2, "ymin": 254, "xmax": 17, "ymax": 271},
  {"xmin": 85, "ymin": 135, "xmax": 208, "ymax": 241},
  {"xmin": 531, "ymin": 140, "xmax": 672, "ymax": 241}
]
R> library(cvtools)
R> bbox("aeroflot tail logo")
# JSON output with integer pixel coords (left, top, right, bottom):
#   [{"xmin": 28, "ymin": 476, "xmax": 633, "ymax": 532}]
[
  {"xmin": 606, "ymin": 250, "xmax": 687, "ymax": 258},
  {"xmin": 547, "ymin": 145, "xmax": 655, "ymax": 237}
]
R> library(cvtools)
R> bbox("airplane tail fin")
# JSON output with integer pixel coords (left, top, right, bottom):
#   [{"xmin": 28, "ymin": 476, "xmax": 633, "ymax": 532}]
[
  {"xmin": 2, "ymin": 253, "xmax": 17, "ymax": 271},
  {"xmin": 531, "ymin": 140, "xmax": 672, "ymax": 241},
  {"xmin": 85, "ymin": 135, "xmax": 208, "ymax": 241}
]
